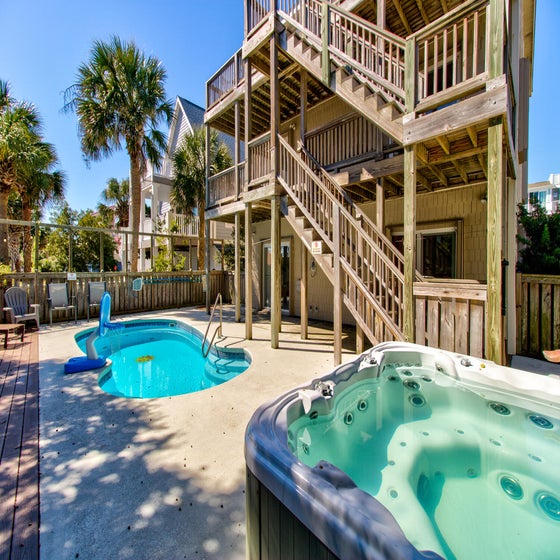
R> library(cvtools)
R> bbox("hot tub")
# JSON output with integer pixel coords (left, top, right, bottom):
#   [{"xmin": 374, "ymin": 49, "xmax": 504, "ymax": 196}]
[{"xmin": 245, "ymin": 342, "xmax": 560, "ymax": 560}]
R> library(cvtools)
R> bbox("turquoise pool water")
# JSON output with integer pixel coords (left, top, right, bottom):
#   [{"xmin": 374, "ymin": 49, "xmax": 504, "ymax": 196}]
[
  {"xmin": 289, "ymin": 358, "xmax": 560, "ymax": 559},
  {"xmin": 75, "ymin": 320, "xmax": 250, "ymax": 398}
]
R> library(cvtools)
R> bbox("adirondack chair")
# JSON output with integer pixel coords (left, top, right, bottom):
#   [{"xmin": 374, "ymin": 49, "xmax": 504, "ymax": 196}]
[
  {"xmin": 87, "ymin": 281, "xmax": 107, "ymax": 321},
  {"xmin": 47, "ymin": 283, "xmax": 77, "ymax": 326},
  {"xmin": 3, "ymin": 287, "xmax": 40, "ymax": 329}
]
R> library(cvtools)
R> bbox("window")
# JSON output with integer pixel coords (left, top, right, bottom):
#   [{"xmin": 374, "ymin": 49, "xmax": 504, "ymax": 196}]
[{"xmin": 392, "ymin": 225, "xmax": 460, "ymax": 279}]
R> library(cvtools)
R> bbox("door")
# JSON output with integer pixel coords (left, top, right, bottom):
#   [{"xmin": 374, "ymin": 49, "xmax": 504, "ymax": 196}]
[{"xmin": 263, "ymin": 242, "xmax": 291, "ymax": 312}]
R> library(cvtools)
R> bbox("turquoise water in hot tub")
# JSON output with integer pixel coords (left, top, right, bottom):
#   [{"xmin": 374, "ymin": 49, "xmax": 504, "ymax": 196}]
[
  {"xmin": 75, "ymin": 320, "xmax": 250, "ymax": 398},
  {"xmin": 289, "ymin": 363, "xmax": 560, "ymax": 559}
]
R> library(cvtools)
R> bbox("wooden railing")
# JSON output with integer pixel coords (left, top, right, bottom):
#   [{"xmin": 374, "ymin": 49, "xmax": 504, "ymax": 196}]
[
  {"xmin": 206, "ymin": 49, "xmax": 244, "ymax": 109},
  {"xmin": 278, "ymin": 135, "xmax": 404, "ymax": 341},
  {"xmin": 518, "ymin": 274, "xmax": 560, "ymax": 358},
  {"xmin": 248, "ymin": 132, "xmax": 272, "ymax": 187},
  {"xmin": 246, "ymin": 0, "xmax": 270, "ymax": 34},
  {"xmin": 410, "ymin": 0, "xmax": 489, "ymax": 111},
  {"xmin": 243, "ymin": 0, "xmax": 493, "ymax": 114},
  {"xmin": 298, "ymin": 143, "xmax": 421, "ymax": 280},
  {"xmin": 305, "ymin": 114, "xmax": 389, "ymax": 170},
  {"xmin": 274, "ymin": 0, "xmax": 407, "ymax": 107},
  {"xmin": 209, "ymin": 165, "xmax": 240, "ymax": 207},
  {"xmin": 0, "ymin": 270, "xmax": 228, "ymax": 325}
]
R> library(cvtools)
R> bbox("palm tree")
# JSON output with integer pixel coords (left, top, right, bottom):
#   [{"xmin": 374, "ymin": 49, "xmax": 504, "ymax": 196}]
[
  {"xmin": 19, "ymin": 167, "xmax": 65, "ymax": 271},
  {"xmin": 64, "ymin": 36, "xmax": 172, "ymax": 272},
  {"xmin": 97, "ymin": 177, "xmax": 130, "ymax": 228},
  {"xmin": 0, "ymin": 80, "xmax": 65, "ymax": 267},
  {"xmin": 171, "ymin": 126, "xmax": 232, "ymax": 269}
]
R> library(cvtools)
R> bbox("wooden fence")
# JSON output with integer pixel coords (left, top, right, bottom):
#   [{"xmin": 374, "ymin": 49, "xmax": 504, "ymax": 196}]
[
  {"xmin": 0, "ymin": 270, "xmax": 229, "ymax": 325},
  {"xmin": 414, "ymin": 280, "xmax": 487, "ymax": 358},
  {"xmin": 518, "ymin": 273, "xmax": 560, "ymax": 357}
]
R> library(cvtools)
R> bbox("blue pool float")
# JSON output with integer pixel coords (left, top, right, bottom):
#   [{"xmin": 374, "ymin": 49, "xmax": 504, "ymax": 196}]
[{"xmin": 64, "ymin": 292, "xmax": 123, "ymax": 374}]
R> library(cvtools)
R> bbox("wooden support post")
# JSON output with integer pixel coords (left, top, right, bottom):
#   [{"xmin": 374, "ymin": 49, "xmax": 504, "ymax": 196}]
[
  {"xmin": 245, "ymin": 202, "xmax": 253, "ymax": 339},
  {"xmin": 485, "ymin": 0, "xmax": 505, "ymax": 363},
  {"xmin": 403, "ymin": 144, "xmax": 416, "ymax": 343},
  {"xmin": 270, "ymin": 33, "xmax": 279, "ymax": 181},
  {"xmin": 34, "ymin": 223, "xmax": 39, "ymax": 303},
  {"xmin": 404, "ymin": 37, "xmax": 417, "ymax": 113},
  {"xmin": 333, "ymin": 205, "xmax": 342, "ymax": 365},
  {"xmin": 506, "ymin": 176, "xmax": 517, "ymax": 356},
  {"xmin": 300, "ymin": 69, "xmax": 307, "ymax": 145},
  {"xmin": 356, "ymin": 325, "xmax": 364, "ymax": 354},
  {"xmin": 321, "ymin": 1, "xmax": 330, "ymax": 86},
  {"xmin": 376, "ymin": 179, "xmax": 385, "ymax": 230},
  {"xmin": 69, "ymin": 227, "xmax": 73, "ymax": 271},
  {"xmin": 244, "ymin": 58, "xmax": 252, "ymax": 185},
  {"xmin": 271, "ymin": 195, "xmax": 281, "ymax": 349},
  {"xmin": 301, "ymin": 243, "xmax": 308, "ymax": 339},
  {"xmin": 235, "ymin": 101, "xmax": 241, "ymax": 198},
  {"xmin": 235, "ymin": 212, "xmax": 242, "ymax": 322},
  {"xmin": 205, "ymin": 125, "xmax": 211, "ymax": 314},
  {"xmin": 486, "ymin": 117, "xmax": 504, "ymax": 364}
]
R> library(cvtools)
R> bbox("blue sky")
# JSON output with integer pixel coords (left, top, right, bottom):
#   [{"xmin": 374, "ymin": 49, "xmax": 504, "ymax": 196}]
[{"xmin": 0, "ymin": 1, "xmax": 557, "ymax": 213}]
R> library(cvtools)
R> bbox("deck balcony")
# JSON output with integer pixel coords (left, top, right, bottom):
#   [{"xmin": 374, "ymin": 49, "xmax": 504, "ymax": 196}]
[{"xmin": 206, "ymin": 0, "xmax": 520, "ymax": 212}]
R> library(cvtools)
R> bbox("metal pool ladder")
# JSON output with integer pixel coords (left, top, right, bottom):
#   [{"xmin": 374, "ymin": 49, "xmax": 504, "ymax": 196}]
[{"xmin": 202, "ymin": 293, "xmax": 223, "ymax": 357}]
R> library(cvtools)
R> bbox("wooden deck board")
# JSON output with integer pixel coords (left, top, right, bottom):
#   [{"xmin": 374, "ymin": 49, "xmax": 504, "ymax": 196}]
[{"xmin": 0, "ymin": 332, "xmax": 39, "ymax": 560}]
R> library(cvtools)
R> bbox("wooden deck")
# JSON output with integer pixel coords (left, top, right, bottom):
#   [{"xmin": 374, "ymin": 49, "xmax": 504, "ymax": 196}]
[{"xmin": 0, "ymin": 329, "xmax": 39, "ymax": 560}]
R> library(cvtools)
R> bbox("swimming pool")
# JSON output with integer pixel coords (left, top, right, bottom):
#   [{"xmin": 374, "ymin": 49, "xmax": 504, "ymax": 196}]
[
  {"xmin": 74, "ymin": 319, "xmax": 251, "ymax": 398},
  {"xmin": 245, "ymin": 342, "xmax": 560, "ymax": 560}
]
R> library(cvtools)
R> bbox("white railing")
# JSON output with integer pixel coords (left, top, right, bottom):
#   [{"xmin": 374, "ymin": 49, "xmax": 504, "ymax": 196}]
[{"xmin": 161, "ymin": 212, "xmax": 200, "ymax": 237}]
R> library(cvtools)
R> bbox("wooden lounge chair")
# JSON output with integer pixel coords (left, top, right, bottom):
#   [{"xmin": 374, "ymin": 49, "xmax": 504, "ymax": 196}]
[
  {"xmin": 47, "ymin": 283, "xmax": 77, "ymax": 326},
  {"xmin": 87, "ymin": 281, "xmax": 107, "ymax": 321},
  {"xmin": 3, "ymin": 286, "xmax": 40, "ymax": 329}
]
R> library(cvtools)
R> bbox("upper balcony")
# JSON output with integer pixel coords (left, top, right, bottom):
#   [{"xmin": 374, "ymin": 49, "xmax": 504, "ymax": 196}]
[
  {"xmin": 205, "ymin": 0, "xmax": 532, "ymax": 210},
  {"xmin": 207, "ymin": 0, "xmax": 525, "ymax": 131}
]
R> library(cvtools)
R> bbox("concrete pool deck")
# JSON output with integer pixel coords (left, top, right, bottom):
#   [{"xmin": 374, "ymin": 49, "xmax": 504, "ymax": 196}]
[
  {"xmin": 38, "ymin": 306, "xmax": 358, "ymax": 560},
  {"xmin": 38, "ymin": 306, "xmax": 560, "ymax": 559}
]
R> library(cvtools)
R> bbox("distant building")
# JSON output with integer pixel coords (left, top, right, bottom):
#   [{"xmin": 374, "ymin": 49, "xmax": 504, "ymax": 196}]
[
  {"xmin": 139, "ymin": 97, "xmax": 233, "ymax": 271},
  {"xmin": 528, "ymin": 174, "xmax": 560, "ymax": 213}
]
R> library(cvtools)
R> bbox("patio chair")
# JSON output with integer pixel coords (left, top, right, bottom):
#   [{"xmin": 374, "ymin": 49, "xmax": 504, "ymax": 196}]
[
  {"xmin": 3, "ymin": 286, "xmax": 40, "ymax": 329},
  {"xmin": 87, "ymin": 281, "xmax": 107, "ymax": 321},
  {"xmin": 47, "ymin": 282, "xmax": 77, "ymax": 327}
]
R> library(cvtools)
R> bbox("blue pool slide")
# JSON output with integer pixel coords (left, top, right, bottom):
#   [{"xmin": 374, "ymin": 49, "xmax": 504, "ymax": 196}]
[{"xmin": 64, "ymin": 292, "xmax": 123, "ymax": 374}]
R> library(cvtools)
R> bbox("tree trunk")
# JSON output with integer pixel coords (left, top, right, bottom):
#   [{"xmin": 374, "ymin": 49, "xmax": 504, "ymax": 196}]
[
  {"xmin": 0, "ymin": 187, "xmax": 10, "ymax": 265},
  {"xmin": 129, "ymin": 156, "xmax": 142, "ymax": 273},
  {"xmin": 197, "ymin": 201, "xmax": 205, "ymax": 270}
]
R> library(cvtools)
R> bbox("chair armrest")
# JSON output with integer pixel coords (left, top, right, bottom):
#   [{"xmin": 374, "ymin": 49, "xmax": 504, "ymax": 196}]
[
  {"xmin": 30, "ymin": 303, "xmax": 41, "ymax": 311},
  {"xmin": 3, "ymin": 307, "xmax": 15, "ymax": 322}
]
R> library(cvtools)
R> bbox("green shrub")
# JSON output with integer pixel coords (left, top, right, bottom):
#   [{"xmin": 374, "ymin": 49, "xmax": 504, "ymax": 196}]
[{"xmin": 517, "ymin": 202, "xmax": 560, "ymax": 274}]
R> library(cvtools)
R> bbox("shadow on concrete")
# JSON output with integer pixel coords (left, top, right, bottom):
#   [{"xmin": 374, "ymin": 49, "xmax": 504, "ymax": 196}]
[{"xmin": 39, "ymin": 355, "xmax": 246, "ymax": 560}]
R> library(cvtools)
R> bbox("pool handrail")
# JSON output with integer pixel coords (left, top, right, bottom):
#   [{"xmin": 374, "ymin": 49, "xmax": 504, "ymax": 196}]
[{"xmin": 202, "ymin": 293, "xmax": 222, "ymax": 357}]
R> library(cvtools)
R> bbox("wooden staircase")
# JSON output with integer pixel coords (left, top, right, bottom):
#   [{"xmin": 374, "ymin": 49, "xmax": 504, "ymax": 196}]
[
  {"xmin": 278, "ymin": 135, "xmax": 412, "ymax": 345},
  {"xmin": 279, "ymin": 2, "xmax": 406, "ymax": 142}
]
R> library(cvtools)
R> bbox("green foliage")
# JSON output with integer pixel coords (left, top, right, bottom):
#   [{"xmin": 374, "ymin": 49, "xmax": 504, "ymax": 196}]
[
  {"xmin": 97, "ymin": 177, "xmax": 129, "ymax": 228},
  {"xmin": 171, "ymin": 127, "xmax": 232, "ymax": 215},
  {"xmin": 64, "ymin": 36, "xmax": 172, "ymax": 271},
  {"xmin": 39, "ymin": 201, "xmax": 117, "ymax": 272},
  {"xmin": 219, "ymin": 224, "xmax": 244, "ymax": 271},
  {"xmin": 151, "ymin": 240, "xmax": 186, "ymax": 272},
  {"xmin": 517, "ymin": 202, "xmax": 560, "ymax": 274}
]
